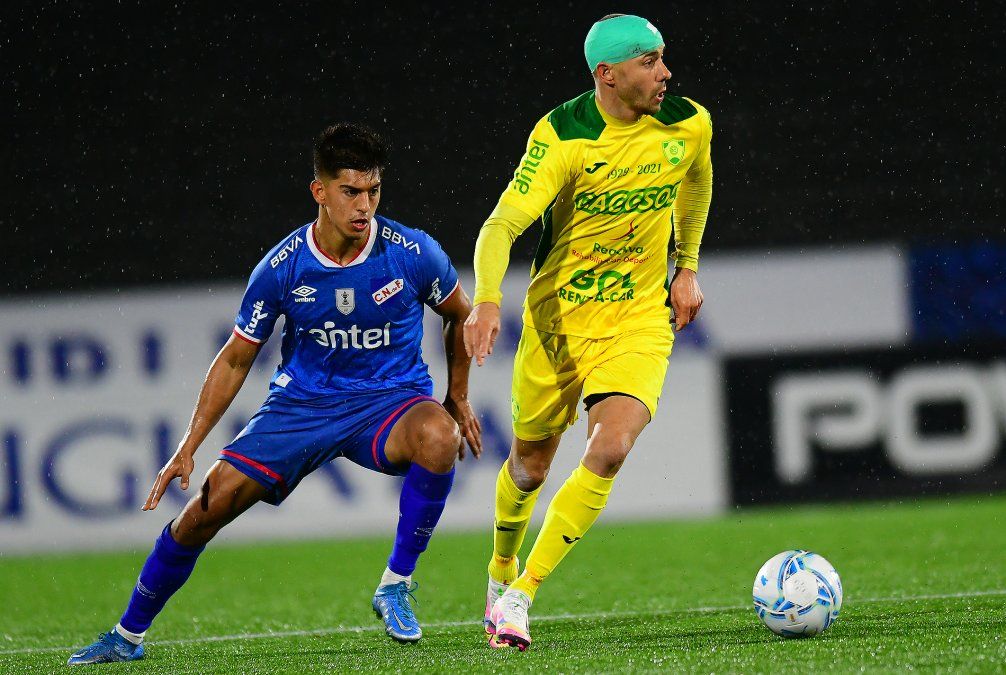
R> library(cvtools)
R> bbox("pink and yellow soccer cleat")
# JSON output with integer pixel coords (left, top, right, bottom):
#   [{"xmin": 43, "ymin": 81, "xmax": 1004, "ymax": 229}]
[
  {"xmin": 484, "ymin": 575, "xmax": 510, "ymax": 636},
  {"xmin": 487, "ymin": 589, "xmax": 532, "ymax": 651}
]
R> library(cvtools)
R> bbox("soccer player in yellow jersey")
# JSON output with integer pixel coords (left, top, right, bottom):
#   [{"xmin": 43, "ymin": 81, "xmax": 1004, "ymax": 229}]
[{"xmin": 462, "ymin": 14, "xmax": 712, "ymax": 650}]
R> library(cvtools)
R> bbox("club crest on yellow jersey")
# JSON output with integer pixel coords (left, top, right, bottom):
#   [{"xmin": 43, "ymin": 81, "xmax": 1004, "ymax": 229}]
[{"xmin": 662, "ymin": 139, "xmax": 686, "ymax": 165}]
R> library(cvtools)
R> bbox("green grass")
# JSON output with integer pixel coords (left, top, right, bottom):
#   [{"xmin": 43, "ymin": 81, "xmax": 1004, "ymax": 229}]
[{"xmin": 2, "ymin": 495, "xmax": 1005, "ymax": 673}]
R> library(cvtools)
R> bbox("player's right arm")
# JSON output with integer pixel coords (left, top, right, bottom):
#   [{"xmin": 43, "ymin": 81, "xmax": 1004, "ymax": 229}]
[
  {"xmin": 144, "ymin": 251, "xmax": 283, "ymax": 511},
  {"xmin": 143, "ymin": 335, "xmax": 261, "ymax": 510},
  {"xmin": 464, "ymin": 116, "xmax": 570, "ymax": 365}
]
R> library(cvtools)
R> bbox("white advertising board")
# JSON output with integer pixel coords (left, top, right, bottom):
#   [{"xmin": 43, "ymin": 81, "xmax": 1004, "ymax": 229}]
[{"xmin": 0, "ymin": 273, "xmax": 725, "ymax": 553}]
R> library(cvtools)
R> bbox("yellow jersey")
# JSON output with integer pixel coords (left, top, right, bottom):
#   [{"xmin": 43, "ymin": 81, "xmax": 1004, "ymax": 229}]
[{"xmin": 474, "ymin": 90, "xmax": 713, "ymax": 338}]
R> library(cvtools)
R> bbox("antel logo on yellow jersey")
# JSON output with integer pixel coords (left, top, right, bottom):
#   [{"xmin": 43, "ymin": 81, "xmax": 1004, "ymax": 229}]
[
  {"xmin": 574, "ymin": 182, "xmax": 679, "ymax": 215},
  {"xmin": 512, "ymin": 140, "xmax": 550, "ymax": 194}
]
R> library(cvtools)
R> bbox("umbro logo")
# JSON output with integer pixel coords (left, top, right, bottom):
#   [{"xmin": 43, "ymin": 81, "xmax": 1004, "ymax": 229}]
[
  {"xmin": 585, "ymin": 161, "xmax": 608, "ymax": 174},
  {"xmin": 292, "ymin": 285, "xmax": 317, "ymax": 303},
  {"xmin": 562, "ymin": 535, "xmax": 582, "ymax": 544}
]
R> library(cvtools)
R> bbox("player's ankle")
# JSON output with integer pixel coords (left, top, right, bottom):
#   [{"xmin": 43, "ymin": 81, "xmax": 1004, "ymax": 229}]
[
  {"xmin": 114, "ymin": 623, "xmax": 145, "ymax": 645},
  {"xmin": 379, "ymin": 566, "xmax": 412, "ymax": 589},
  {"xmin": 509, "ymin": 573, "xmax": 541, "ymax": 601},
  {"xmin": 488, "ymin": 554, "xmax": 519, "ymax": 584}
]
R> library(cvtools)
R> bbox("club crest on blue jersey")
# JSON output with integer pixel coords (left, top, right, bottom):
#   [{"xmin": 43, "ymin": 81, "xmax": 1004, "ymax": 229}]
[{"xmin": 336, "ymin": 288, "xmax": 355, "ymax": 315}]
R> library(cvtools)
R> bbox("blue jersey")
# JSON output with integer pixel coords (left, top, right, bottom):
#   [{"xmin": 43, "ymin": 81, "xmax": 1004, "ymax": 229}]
[{"xmin": 233, "ymin": 215, "xmax": 459, "ymax": 399}]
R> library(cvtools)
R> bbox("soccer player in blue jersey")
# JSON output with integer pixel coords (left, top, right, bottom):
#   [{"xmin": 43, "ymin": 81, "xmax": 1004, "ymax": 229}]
[{"xmin": 68, "ymin": 123, "xmax": 483, "ymax": 665}]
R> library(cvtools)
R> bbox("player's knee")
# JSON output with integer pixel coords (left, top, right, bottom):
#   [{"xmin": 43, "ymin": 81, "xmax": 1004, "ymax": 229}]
[
  {"xmin": 171, "ymin": 501, "xmax": 224, "ymax": 547},
  {"xmin": 510, "ymin": 455, "xmax": 549, "ymax": 491},
  {"xmin": 586, "ymin": 432, "xmax": 634, "ymax": 475},
  {"xmin": 171, "ymin": 471, "xmax": 245, "ymax": 546},
  {"xmin": 412, "ymin": 409, "xmax": 461, "ymax": 471}
]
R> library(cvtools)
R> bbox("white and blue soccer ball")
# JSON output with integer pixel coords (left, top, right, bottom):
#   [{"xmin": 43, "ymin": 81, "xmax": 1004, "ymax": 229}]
[{"xmin": 752, "ymin": 550, "xmax": 843, "ymax": 638}]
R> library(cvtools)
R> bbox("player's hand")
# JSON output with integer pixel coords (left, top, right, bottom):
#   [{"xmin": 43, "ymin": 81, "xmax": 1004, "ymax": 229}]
[
  {"xmin": 463, "ymin": 302, "xmax": 500, "ymax": 367},
  {"xmin": 444, "ymin": 395, "xmax": 483, "ymax": 460},
  {"xmin": 142, "ymin": 447, "xmax": 195, "ymax": 511},
  {"xmin": 669, "ymin": 267, "xmax": 703, "ymax": 331}
]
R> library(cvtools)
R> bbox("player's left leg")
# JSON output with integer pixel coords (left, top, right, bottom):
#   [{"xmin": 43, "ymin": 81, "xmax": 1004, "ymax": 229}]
[
  {"xmin": 491, "ymin": 396, "xmax": 649, "ymax": 649},
  {"xmin": 370, "ymin": 399, "xmax": 462, "ymax": 642},
  {"xmin": 493, "ymin": 327, "xmax": 673, "ymax": 650},
  {"xmin": 512, "ymin": 394, "xmax": 650, "ymax": 595}
]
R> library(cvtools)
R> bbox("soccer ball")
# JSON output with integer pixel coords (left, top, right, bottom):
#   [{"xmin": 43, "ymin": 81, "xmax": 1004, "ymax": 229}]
[{"xmin": 752, "ymin": 550, "xmax": 843, "ymax": 638}]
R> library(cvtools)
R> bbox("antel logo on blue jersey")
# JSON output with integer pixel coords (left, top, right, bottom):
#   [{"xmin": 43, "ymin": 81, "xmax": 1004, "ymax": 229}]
[
  {"xmin": 308, "ymin": 322, "xmax": 392, "ymax": 350},
  {"xmin": 372, "ymin": 279, "xmax": 405, "ymax": 305}
]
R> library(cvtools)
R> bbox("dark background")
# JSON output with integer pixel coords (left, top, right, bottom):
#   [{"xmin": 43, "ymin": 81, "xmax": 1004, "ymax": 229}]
[{"xmin": 4, "ymin": 1, "xmax": 1003, "ymax": 296}]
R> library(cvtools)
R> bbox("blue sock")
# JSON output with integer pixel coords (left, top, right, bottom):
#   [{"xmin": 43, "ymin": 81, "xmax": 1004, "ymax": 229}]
[
  {"xmin": 119, "ymin": 523, "xmax": 205, "ymax": 635},
  {"xmin": 387, "ymin": 464, "xmax": 455, "ymax": 577}
]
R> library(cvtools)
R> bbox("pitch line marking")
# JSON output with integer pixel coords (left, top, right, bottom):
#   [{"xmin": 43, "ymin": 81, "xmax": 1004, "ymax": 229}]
[{"xmin": 3, "ymin": 588, "xmax": 1004, "ymax": 656}]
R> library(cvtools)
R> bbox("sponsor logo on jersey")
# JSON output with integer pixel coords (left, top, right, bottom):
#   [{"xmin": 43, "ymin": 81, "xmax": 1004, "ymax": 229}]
[
  {"xmin": 427, "ymin": 278, "xmax": 444, "ymax": 305},
  {"xmin": 381, "ymin": 226, "xmax": 422, "ymax": 253},
  {"xmin": 558, "ymin": 269, "xmax": 636, "ymax": 304},
  {"xmin": 270, "ymin": 235, "xmax": 304, "ymax": 268},
  {"xmin": 512, "ymin": 139, "xmax": 550, "ymax": 194},
  {"xmin": 243, "ymin": 300, "xmax": 268, "ymax": 335},
  {"xmin": 584, "ymin": 161, "xmax": 608, "ymax": 174},
  {"xmin": 336, "ymin": 288, "xmax": 355, "ymax": 315},
  {"xmin": 292, "ymin": 285, "xmax": 317, "ymax": 303},
  {"xmin": 614, "ymin": 223, "xmax": 636, "ymax": 240},
  {"xmin": 574, "ymin": 182, "xmax": 679, "ymax": 215},
  {"xmin": 662, "ymin": 139, "xmax": 686, "ymax": 165},
  {"xmin": 571, "ymin": 245, "xmax": 650, "ymax": 265},
  {"xmin": 372, "ymin": 278, "xmax": 405, "ymax": 305},
  {"xmin": 593, "ymin": 242, "xmax": 645, "ymax": 256},
  {"xmin": 308, "ymin": 322, "xmax": 391, "ymax": 350}
]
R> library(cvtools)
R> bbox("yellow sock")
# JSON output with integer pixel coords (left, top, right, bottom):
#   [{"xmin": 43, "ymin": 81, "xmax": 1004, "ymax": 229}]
[
  {"xmin": 487, "ymin": 460, "xmax": 542, "ymax": 584},
  {"xmin": 510, "ymin": 462, "xmax": 614, "ymax": 601}
]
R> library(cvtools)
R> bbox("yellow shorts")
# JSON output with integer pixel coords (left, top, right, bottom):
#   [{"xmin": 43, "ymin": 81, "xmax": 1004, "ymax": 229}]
[{"xmin": 510, "ymin": 324, "xmax": 674, "ymax": 441}]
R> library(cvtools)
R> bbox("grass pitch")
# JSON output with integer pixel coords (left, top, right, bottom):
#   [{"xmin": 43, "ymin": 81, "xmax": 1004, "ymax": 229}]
[{"xmin": 2, "ymin": 495, "xmax": 1004, "ymax": 673}]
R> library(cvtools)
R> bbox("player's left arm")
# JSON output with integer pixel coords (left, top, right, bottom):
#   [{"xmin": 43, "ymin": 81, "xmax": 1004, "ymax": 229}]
[
  {"xmin": 417, "ymin": 230, "xmax": 482, "ymax": 458},
  {"xmin": 670, "ymin": 101, "xmax": 714, "ymax": 330},
  {"xmin": 432, "ymin": 283, "xmax": 483, "ymax": 459}
]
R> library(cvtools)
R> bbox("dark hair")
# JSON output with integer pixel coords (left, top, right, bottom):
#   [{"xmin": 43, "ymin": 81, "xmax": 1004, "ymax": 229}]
[
  {"xmin": 599, "ymin": 13, "xmax": 626, "ymax": 20},
  {"xmin": 313, "ymin": 123, "xmax": 388, "ymax": 180}
]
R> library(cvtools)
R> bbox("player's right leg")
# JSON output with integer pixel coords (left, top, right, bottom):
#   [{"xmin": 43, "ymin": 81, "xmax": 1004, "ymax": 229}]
[
  {"xmin": 371, "ymin": 398, "xmax": 461, "ymax": 642},
  {"xmin": 67, "ymin": 461, "xmax": 266, "ymax": 665},
  {"xmin": 484, "ymin": 436, "xmax": 560, "ymax": 636}
]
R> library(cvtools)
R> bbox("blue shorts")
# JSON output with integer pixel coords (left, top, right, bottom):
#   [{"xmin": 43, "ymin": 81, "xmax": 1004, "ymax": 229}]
[{"xmin": 220, "ymin": 388, "xmax": 438, "ymax": 505}]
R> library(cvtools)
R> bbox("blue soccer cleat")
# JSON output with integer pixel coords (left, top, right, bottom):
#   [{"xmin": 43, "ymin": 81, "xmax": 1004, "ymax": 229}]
[
  {"xmin": 67, "ymin": 630, "xmax": 145, "ymax": 665},
  {"xmin": 372, "ymin": 581, "xmax": 422, "ymax": 642}
]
